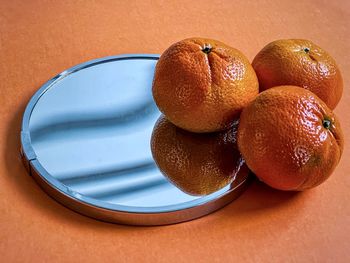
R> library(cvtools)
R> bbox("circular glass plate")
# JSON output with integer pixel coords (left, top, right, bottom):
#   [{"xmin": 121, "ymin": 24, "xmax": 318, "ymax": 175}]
[{"xmin": 20, "ymin": 54, "xmax": 251, "ymax": 225}]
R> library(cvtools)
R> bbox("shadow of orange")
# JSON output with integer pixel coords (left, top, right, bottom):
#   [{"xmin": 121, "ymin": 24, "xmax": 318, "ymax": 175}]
[{"xmin": 232, "ymin": 178, "xmax": 302, "ymax": 213}]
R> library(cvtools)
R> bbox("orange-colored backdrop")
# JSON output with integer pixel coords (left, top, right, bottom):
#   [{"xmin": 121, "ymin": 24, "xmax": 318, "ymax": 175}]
[{"xmin": 1, "ymin": 1, "xmax": 349, "ymax": 262}]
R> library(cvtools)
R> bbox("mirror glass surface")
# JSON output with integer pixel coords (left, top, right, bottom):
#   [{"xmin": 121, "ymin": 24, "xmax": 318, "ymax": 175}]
[{"xmin": 25, "ymin": 55, "xmax": 247, "ymax": 214}]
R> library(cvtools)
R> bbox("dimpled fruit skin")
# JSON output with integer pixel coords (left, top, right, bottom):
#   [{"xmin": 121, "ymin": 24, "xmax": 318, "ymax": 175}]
[
  {"xmin": 252, "ymin": 39, "xmax": 343, "ymax": 110},
  {"xmin": 152, "ymin": 37, "xmax": 259, "ymax": 133},
  {"xmin": 237, "ymin": 86, "xmax": 344, "ymax": 191},
  {"xmin": 151, "ymin": 115, "xmax": 249, "ymax": 196}
]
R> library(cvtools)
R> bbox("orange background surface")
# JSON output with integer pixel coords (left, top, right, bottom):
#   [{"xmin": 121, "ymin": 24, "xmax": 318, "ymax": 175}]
[{"xmin": 1, "ymin": 1, "xmax": 349, "ymax": 262}]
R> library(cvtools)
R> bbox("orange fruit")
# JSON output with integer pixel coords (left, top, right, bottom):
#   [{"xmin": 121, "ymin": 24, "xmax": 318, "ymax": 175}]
[
  {"xmin": 252, "ymin": 39, "xmax": 343, "ymax": 109},
  {"xmin": 237, "ymin": 86, "xmax": 344, "ymax": 191},
  {"xmin": 151, "ymin": 115, "xmax": 249, "ymax": 196},
  {"xmin": 152, "ymin": 37, "xmax": 259, "ymax": 133}
]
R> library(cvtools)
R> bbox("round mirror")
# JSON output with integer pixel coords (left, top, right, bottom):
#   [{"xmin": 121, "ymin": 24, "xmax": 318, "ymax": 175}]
[{"xmin": 21, "ymin": 54, "xmax": 250, "ymax": 225}]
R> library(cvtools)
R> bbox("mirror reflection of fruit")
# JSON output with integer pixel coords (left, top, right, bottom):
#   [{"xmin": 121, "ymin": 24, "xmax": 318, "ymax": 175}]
[
  {"xmin": 152, "ymin": 37, "xmax": 259, "ymax": 133},
  {"xmin": 252, "ymin": 39, "xmax": 343, "ymax": 109},
  {"xmin": 237, "ymin": 86, "xmax": 344, "ymax": 191},
  {"xmin": 151, "ymin": 115, "xmax": 249, "ymax": 196}
]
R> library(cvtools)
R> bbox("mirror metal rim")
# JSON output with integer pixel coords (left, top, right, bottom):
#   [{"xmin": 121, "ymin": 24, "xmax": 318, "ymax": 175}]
[{"xmin": 20, "ymin": 54, "xmax": 251, "ymax": 225}]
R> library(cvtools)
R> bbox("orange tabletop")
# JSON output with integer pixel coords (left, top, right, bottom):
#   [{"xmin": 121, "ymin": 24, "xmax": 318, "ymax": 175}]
[{"xmin": 1, "ymin": 1, "xmax": 349, "ymax": 262}]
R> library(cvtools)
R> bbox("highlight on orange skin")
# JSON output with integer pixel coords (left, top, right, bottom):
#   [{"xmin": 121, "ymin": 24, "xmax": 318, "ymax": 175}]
[
  {"xmin": 151, "ymin": 115, "xmax": 249, "ymax": 196},
  {"xmin": 237, "ymin": 86, "xmax": 344, "ymax": 191}
]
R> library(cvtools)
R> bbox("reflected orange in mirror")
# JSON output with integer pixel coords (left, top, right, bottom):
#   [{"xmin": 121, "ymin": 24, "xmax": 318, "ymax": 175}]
[{"xmin": 151, "ymin": 116, "xmax": 249, "ymax": 196}]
